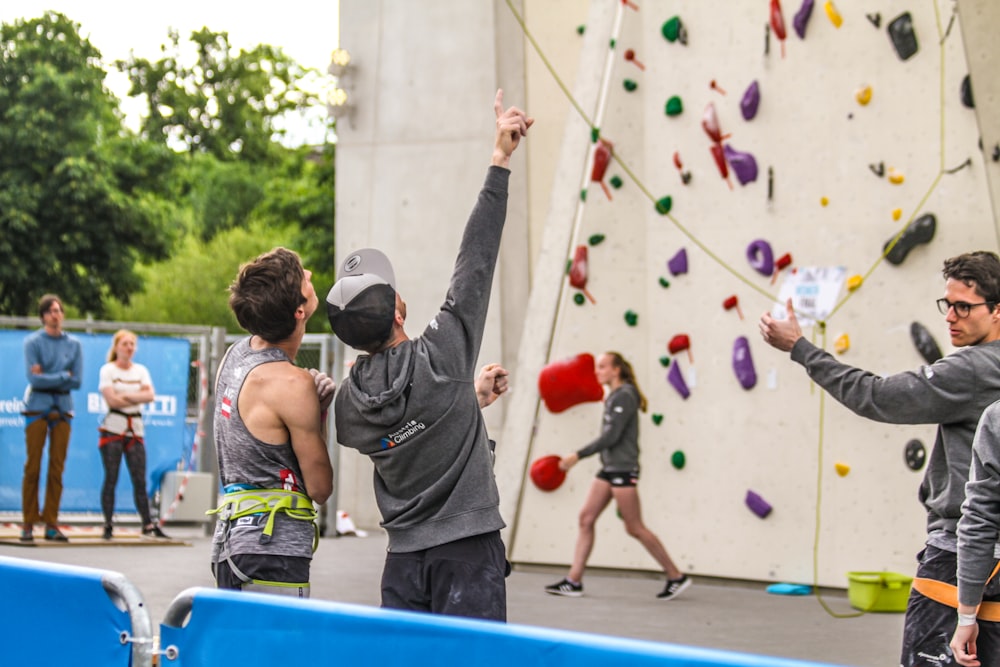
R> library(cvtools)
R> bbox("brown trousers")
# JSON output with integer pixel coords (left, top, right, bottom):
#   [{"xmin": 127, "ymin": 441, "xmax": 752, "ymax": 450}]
[{"xmin": 22, "ymin": 413, "xmax": 72, "ymax": 526}]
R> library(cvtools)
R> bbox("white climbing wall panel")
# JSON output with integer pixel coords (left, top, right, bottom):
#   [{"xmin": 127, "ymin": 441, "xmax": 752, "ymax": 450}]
[{"xmin": 510, "ymin": 0, "xmax": 1000, "ymax": 587}]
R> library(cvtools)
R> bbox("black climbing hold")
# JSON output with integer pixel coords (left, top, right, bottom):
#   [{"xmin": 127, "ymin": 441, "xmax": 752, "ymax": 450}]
[
  {"xmin": 961, "ymin": 74, "xmax": 974, "ymax": 109},
  {"xmin": 904, "ymin": 439, "xmax": 926, "ymax": 471},
  {"xmin": 884, "ymin": 213, "xmax": 936, "ymax": 265},
  {"xmin": 866, "ymin": 12, "xmax": 881, "ymax": 28},
  {"xmin": 910, "ymin": 321, "xmax": 942, "ymax": 365},
  {"xmin": 868, "ymin": 162, "xmax": 885, "ymax": 177},
  {"xmin": 888, "ymin": 12, "xmax": 918, "ymax": 61}
]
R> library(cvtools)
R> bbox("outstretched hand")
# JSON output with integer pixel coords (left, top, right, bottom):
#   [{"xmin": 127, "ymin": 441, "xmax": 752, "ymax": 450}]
[
  {"xmin": 758, "ymin": 298, "xmax": 803, "ymax": 352},
  {"xmin": 493, "ymin": 89, "xmax": 533, "ymax": 168}
]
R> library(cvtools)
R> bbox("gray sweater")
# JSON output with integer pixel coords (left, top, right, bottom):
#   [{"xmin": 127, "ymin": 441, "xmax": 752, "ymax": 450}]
[
  {"xmin": 577, "ymin": 384, "xmax": 641, "ymax": 473},
  {"xmin": 791, "ymin": 337, "xmax": 1000, "ymax": 554},
  {"xmin": 958, "ymin": 400, "xmax": 1000, "ymax": 606},
  {"xmin": 334, "ymin": 166, "xmax": 509, "ymax": 553}
]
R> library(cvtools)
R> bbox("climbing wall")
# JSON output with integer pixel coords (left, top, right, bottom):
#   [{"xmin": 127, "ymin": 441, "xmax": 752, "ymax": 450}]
[{"xmin": 509, "ymin": 0, "xmax": 999, "ymax": 587}]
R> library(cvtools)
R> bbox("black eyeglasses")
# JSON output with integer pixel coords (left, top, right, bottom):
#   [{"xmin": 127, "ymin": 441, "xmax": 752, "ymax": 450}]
[{"xmin": 936, "ymin": 298, "xmax": 995, "ymax": 318}]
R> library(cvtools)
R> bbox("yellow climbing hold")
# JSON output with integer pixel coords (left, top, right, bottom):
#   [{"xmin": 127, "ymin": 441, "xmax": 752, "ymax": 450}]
[
  {"xmin": 835, "ymin": 462, "xmax": 850, "ymax": 477},
  {"xmin": 834, "ymin": 333, "xmax": 850, "ymax": 354},
  {"xmin": 820, "ymin": 196, "xmax": 829, "ymax": 207},
  {"xmin": 824, "ymin": 0, "xmax": 843, "ymax": 27},
  {"xmin": 855, "ymin": 86, "xmax": 872, "ymax": 106},
  {"xmin": 888, "ymin": 168, "xmax": 905, "ymax": 184},
  {"xmin": 892, "ymin": 208, "xmax": 902, "ymax": 221},
  {"xmin": 847, "ymin": 275, "xmax": 863, "ymax": 291}
]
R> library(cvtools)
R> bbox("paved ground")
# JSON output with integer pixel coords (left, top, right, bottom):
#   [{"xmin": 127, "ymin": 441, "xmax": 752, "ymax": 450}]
[{"xmin": 0, "ymin": 520, "xmax": 904, "ymax": 667}]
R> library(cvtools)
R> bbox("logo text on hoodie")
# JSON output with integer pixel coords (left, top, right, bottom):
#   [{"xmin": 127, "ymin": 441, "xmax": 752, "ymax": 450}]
[{"xmin": 382, "ymin": 420, "xmax": 426, "ymax": 449}]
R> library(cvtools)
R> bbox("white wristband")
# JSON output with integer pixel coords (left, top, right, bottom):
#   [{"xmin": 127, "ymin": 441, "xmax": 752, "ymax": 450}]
[{"xmin": 958, "ymin": 612, "xmax": 978, "ymax": 627}]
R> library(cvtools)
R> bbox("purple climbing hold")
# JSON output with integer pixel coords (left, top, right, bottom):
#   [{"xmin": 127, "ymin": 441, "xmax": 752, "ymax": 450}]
[
  {"xmin": 668, "ymin": 248, "xmax": 688, "ymax": 276},
  {"xmin": 723, "ymin": 144, "xmax": 759, "ymax": 185},
  {"xmin": 746, "ymin": 239, "xmax": 774, "ymax": 276},
  {"xmin": 740, "ymin": 80, "xmax": 760, "ymax": 121},
  {"xmin": 732, "ymin": 336, "xmax": 757, "ymax": 389},
  {"xmin": 793, "ymin": 0, "xmax": 815, "ymax": 39},
  {"xmin": 745, "ymin": 490, "xmax": 773, "ymax": 518},
  {"xmin": 667, "ymin": 361, "xmax": 690, "ymax": 399}
]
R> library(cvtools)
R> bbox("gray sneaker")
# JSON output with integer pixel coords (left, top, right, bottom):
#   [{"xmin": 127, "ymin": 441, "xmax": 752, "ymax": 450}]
[
  {"xmin": 545, "ymin": 578, "xmax": 583, "ymax": 597},
  {"xmin": 657, "ymin": 575, "xmax": 691, "ymax": 600}
]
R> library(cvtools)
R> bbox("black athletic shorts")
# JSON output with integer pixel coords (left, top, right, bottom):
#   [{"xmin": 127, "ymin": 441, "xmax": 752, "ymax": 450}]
[
  {"xmin": 381, "ymin": 531, "xmax": 509, "ymax": 621},
  {"xmin": 596, "ymin": 469, "xmax": 639, "ymax": 487},
  {"xmin": 901, "ymin": 545, "xmax": 1000, "ymax": 666}
]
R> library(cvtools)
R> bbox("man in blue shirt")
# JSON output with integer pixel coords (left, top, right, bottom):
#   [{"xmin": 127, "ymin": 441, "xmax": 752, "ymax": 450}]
[{"xmin": 21, "ymin": 294, "xmax": 83, "ymax": 542}]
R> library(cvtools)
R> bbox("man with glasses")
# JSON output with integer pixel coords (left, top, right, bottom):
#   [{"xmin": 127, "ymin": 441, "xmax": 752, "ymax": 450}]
[{"xmin": 759, "ymin": 251, "xmax": 1000, "ymax": 666}]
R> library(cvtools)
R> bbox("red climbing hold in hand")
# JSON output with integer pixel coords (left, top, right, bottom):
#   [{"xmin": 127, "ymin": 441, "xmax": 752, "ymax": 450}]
[{"xmin": 569, "ymin": 245, "xmax": 597, "ymax": 304}]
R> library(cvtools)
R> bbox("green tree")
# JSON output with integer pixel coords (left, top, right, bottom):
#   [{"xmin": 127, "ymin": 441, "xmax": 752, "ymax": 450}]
[
  {"xmin": 118, "ymin": 28, "xmax": 321, "ymax": 163},
  {"xmin": 106, "ymin": 219, "xmax": 329, "ymax": 333},
  {"xmin": 0, "ymin": 12, "xmax": 175, "ymax": 317}
]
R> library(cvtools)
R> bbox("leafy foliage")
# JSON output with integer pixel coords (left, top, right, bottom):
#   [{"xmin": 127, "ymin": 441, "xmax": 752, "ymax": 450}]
[
  {"xmin": 0, "ymin": 12, "xmax": 175, "ymax": 316},
  {"xmin": 117, "ymin": 28, "xmax": 321, "ymax": 163}
]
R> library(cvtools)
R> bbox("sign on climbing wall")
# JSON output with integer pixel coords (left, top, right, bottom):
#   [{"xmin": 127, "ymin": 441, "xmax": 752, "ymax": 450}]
[
  {"xmin": 773, "ymin": 266, "xmax": 848, "ymax": 326},
  {"xmin": 0, "ymin": 330, "xmax": 190, "ymax": 514}
]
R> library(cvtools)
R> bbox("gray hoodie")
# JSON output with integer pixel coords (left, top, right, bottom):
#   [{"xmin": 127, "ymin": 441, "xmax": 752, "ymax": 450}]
[
  {"xmin": 334, "ymin": 167, "xmax": 509, "ymax": 553},
  {"xmin": 791, "ymin": 337, "xmax": 1000, "ymax": 554},
  {"xmin": 958, "ymin": 400, "xmax": 1000, "ymax": 606}
]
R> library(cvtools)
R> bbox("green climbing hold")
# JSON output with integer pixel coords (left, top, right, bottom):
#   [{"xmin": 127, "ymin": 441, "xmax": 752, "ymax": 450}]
[
  {"xmin": 609, "ymin": 175, "xmax": 623, "ymax": 189},
  {"xmin": 573, "ymin": 293, "xmax": 586, "ymax": 305},
  {"xmin": 662, "ymin": 16, "xmax": 687, "ymax": 44},
  {"xmin": 665, "ymin": 96, "xmax": 683, "ymax": 116},
  {"xmin": 580, "ymin": 189, "xmax": 587, "ymax": 202},
  {"xmin": 671, "ymin": 450, "xmax": 686, "ymax": 470},
  {"xmin": 623, "ymin": 79, "xmax": 638, "ymax": 93},
  {"xmin": 652, "ymin": 413, "xmax": 664, "ymax": 425},
  {"xmin": 655, "ymin": 196, "xmax": 673, "ymax": 214},
  {"xmin": 658, "ymin": 277, "xmax": 670, "ymax": 288},
  {"xmin": 577, "ymin": 25, "xmax": 585, "ymax": 35},
  {"xmin": 609, "ymin": 38, "xmax": 616, "ymax": 49},
  {"xmin": 624, "ymin": 310, "xmax": 638, "ymax": 326},
  {"xmin": 659, "ymin": 355, "xmax": 671, "ymax": 367},
  {"xmin": 566, "ymin": 259, "xmax": 572, "ymax": 274},
  {"xmin": 588, "ymin": 234, "xmax": 606, "ymax": 246},
  {"xmin": 590, "ymin": 127, "xmax": 600, "ymax": 142}
]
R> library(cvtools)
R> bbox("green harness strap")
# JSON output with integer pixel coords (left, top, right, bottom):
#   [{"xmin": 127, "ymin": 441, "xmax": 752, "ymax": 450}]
[{"xmin": 207, "ymin": 488, "xmax": 319, "ymax": 553}]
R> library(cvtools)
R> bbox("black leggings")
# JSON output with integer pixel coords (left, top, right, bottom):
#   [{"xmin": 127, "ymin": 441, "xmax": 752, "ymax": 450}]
[{"xmin": 99, "ymin": 432, "xmax": 152, "ymax": 526}]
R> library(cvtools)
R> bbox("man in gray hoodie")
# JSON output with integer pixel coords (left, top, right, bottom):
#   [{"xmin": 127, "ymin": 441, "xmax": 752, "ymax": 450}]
[
  {"xmin": 759, "ymin": 251, "xmax": 1000, "ymax": 666},
  {"xmin": 326, "ymin": 89, "xmax": 531, "ymax": 621}
]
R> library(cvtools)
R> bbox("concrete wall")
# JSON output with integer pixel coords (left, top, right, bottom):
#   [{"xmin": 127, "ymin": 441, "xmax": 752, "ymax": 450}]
[{"xmin": 336, "ymin": 0, "xmax": 1000, "ymax": 588}]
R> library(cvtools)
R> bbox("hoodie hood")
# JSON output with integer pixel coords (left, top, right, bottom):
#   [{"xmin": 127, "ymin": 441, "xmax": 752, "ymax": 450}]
[{"xmin": 344, "ymin": 341, "xmax": 415, "ymax": 426}]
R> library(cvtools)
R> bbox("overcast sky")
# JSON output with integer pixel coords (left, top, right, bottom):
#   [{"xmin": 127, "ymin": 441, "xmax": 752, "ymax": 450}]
[{"xmin": 0, "ymin": 1, "xmax": 340, "ymax": 145}]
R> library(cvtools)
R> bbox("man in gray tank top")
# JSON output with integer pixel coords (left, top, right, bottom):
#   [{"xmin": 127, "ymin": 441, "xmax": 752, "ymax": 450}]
[{"xmin": 211, "ymin": 247, "xmax": 334, "ymax": 597}]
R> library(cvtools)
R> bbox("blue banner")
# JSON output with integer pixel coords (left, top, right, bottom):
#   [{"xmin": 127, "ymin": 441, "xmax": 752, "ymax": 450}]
[{"xmin": 0, "ymin": 330, "xmax": 190, "ymax": 514}]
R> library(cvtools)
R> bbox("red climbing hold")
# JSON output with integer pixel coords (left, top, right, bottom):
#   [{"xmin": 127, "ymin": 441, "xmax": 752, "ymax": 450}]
[
  {"xmin": 624, "ymin": 48, "xmax": 645, "ymax": 70},
  {"xmin": 569, "ymin": 245, "xmax": 597, "ymax": 304},
  {"xmin": 538, "ymin": 353, "xmax": 605, "ymax": 413},
  {"xmin": 770, "ymin": 0, "xmax": 787, "ymax": 58},
  {"xmin": 710, "ymin": 143, "xmax": 733, "ymax": 190},
  {"xmin": 771, "ymin": 252, "xmax": 793, "ymax": 284},
  {"xmin": 723, "ymin": 294, "xmax": 744, "ymax": 319},
  {"xmin": 701, "ymin": 103, "xmax": 729, "ymax": 143},
  {"xmin": 591, "ymin": 139, "xmax": 614, "ymax": 200},
  {"xmin": 668, "ymin": 334, "xmax": 693, "ymax": 363}
]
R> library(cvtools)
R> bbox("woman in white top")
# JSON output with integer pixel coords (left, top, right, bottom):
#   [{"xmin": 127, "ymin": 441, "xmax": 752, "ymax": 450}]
[{"xmin": 98, "ymin": 330, "xmax": 168, "ymax": 540}]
